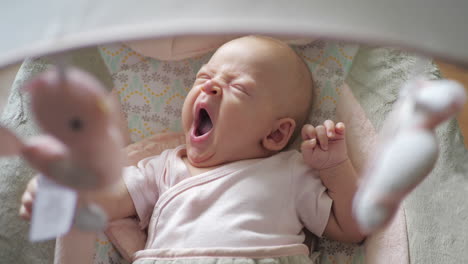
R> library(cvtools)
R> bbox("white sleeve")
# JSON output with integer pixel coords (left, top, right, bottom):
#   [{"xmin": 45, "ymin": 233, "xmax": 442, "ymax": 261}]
[
  {"xmin": 293, "ymin": 154, "xmax": 333, "ymax": 236},
  {"xmin": 122, "ymin": 151, "xmax": 169, "ymax": 229}
]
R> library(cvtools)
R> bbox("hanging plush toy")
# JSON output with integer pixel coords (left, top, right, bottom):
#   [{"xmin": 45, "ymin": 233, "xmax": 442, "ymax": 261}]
[
  {"xmin": 0, "ymin": 66, "xmax": 124, "ymax": 241},
  {"xmin": 353, "ymin": 78, "xmax": 466, "ymax": 234}
]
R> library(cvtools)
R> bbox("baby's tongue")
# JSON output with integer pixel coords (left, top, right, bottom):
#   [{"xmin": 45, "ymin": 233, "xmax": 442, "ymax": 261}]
[{"xmin": 199, "ymin": 119, "xmax": 213, "ymax": 135}]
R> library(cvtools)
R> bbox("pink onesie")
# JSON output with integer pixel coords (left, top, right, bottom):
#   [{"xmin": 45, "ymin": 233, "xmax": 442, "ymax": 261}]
[{"xmin": 123, "ymin": 145, "xmax": 332, "ymax": 260}]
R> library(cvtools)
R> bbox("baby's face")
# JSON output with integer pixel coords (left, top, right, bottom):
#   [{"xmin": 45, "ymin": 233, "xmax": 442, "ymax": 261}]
[{"xmin": 182, "ymin": 37, "xmax": 292, "ymax": 167}]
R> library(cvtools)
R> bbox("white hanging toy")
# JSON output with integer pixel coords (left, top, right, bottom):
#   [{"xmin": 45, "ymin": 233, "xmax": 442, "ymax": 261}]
[
  {"xmin": 0, "ymin": 66, "xmax": 124, "ymax": 241},
  {"xmin": 353, "ymin": 78, "xmax": 466, "ymax": 234}
]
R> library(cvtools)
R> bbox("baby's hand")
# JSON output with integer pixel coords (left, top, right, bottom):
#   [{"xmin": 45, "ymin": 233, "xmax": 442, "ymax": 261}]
[
  {"xmin": 19, "ymin": 176, "xmax": 38, "ymax": 221},
  {"xmin": 301, "ymin": 120, "xmax": 348, "ymax": 170}
]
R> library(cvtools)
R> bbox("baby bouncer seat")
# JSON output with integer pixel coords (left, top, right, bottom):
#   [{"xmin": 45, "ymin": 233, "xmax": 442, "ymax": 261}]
[{"xmin": 1, "ymin": 1, "xmax": 468, "ymax": 263}]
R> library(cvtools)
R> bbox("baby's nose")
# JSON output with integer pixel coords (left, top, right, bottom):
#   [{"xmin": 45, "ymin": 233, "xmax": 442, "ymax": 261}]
[{"xmin": 201, "ymin": 80, "xmax": 222, "ymax": 96}]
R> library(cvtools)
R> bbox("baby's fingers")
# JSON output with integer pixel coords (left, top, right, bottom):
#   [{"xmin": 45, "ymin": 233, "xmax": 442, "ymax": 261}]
[
  {"xmin": 26, "ymin": 177, "xmax": 38, "ymax": 198},
  {"xmin": 301, "ymin": 138, "xmax": 317, "ymax": 163},
  {"xmin": 334, "ymin": 122, "xmax": 346, "ymax": 139},
  {"xmin": 301, "ymin": 124, "xmax": 316, "ymax": 141},
  {"xmin": 301, "ymin": 138, "xmax": 317, "ymax": 151},
  {"xmin": 19, "ymin": 177, "xmax": 37, "ymax": 221},
  {"xmin": 316, "ymin": 125, "xmax": 328, "ymax": 150},
  {"xmin": 20, "ymin": 191, "xmax": 33, "ymax": 220},
  {"xmin": 324, "ymin": 120, "xmax": 335, "ymax": 138}
]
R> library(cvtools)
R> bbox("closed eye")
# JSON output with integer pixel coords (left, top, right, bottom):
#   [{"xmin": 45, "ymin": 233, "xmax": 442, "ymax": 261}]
[
  {"xmin": 231, "ymin": 84, "xmax": 249, "ymax": 95},
  {"xmin": 194, "ymin": 74, "xmax": 210, "ymax": 86},
  {"xmin": 196, "ymin": 73, "xmax": 211, "ymax": 80}
]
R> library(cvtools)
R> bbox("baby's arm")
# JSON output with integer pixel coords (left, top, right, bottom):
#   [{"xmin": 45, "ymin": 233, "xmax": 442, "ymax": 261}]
[
  {"xmin": 20, "ymin": 135, "xmax": 176, "ymax": 224},
  {"xmin": 82, "ymin": 179, "xmax": 136, "ymax": 221},
  {"xmin": 301, "ymin": 121, "xmax": 365, "ymax": 243},
  {"xmin": 20, "ymin": 175, "xmax": 136, "ymax": 222}
]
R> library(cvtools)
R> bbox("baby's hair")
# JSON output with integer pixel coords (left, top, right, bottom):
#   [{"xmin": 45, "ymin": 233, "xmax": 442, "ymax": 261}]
[{"xmin": 243, "ymin": 36, "xmax": 314, "ymax": 114}]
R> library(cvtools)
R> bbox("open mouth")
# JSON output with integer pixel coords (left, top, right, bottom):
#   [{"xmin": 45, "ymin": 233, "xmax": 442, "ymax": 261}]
[{"xmin": 195, "ymin": 108, "xmax": 213, "ymax": 137}]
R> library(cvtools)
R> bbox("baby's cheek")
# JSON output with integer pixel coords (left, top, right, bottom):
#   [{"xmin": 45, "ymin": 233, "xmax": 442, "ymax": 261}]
[{"xmin": 181, "ymin": 96, "xmax": 195, "ymax": 130}]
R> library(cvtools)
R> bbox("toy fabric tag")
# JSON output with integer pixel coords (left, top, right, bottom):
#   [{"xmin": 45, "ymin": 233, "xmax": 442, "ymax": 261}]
[{"xmin": 30, "ymin": 174, "xmax": 77, "ymax": 242}]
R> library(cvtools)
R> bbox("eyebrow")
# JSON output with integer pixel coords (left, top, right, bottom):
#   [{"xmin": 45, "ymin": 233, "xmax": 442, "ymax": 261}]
[
  {"xmin": 198, "ymin": 64, "xmax": 210, "ymax": 73},
  {"xmin": 197, "ymin": 64, "xmax": 256, "ymax": 86}
]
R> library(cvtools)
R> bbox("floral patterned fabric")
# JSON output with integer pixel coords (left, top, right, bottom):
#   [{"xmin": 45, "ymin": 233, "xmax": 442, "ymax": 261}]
[
  {"xmin": 94, "ymin": 232, "xmax": 131, "ymax": 264},
  {"xmin": 95, "ymin": 40, "xmax": 364, "ymax": 264},
  {"xmin": 317, "ymin": 238, "xmax": 365, "ymax": 264},
  {"xmin": 98, "ymin": 41, "xmax": 358, "ymax": 142},
  {"xmin": 99, "ymin": 45, "xmax": 210, "ymax": 142}
]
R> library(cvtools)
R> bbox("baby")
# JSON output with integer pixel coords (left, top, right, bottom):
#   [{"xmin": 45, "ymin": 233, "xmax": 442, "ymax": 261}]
[{"xmin": 20, "ymin": 36, "xmax": 364, "ymax": 263}]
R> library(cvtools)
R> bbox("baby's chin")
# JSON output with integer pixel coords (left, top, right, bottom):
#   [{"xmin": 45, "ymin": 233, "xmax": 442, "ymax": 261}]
[{"xmin": 185, "ymin": 146, "xmax": 219, "ymax": 168}]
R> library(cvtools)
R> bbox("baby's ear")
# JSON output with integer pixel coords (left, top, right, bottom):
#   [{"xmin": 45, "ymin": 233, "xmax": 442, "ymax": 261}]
[{"xmin": 262, "ymin": 118, "xmax": 296, "ymax": 152}]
